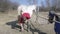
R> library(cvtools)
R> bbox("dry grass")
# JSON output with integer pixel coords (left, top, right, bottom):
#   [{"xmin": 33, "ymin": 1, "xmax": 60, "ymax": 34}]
[{"xmin": 0, "ymin": 10, "xmax": 60, "ymax": 34}]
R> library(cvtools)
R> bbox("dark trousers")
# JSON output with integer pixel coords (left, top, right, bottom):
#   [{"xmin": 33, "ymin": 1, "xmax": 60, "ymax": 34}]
[{"xmin": 54, "ymin": 22, "xmax": 60, "ymax": 34}]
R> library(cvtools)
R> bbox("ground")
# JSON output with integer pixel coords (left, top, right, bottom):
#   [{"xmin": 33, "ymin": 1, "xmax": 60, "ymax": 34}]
[{"xmin": 0, "ymin": 10, "xmax": 60, "ymax": 34}]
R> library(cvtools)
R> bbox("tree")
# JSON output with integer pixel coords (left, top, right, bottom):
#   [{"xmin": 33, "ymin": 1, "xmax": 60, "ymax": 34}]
[
  {"xmin": 46, "ymin": 0, "xmax": 50, "ymax": 10},
  {"xmin": 0, "ymin": 0, "xmax": 19, "ymax": 12},
  {"xmin": 0, "ymin": 0, "xmax": 10, "ymax": 12}
]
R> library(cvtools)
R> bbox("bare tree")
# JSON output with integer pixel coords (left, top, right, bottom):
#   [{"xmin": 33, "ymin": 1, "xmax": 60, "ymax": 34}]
[
  {"xmin": 0, "ymin": 0, "xmax": 19, "ymax": 12},
  {"xmin": 46, "ymin": 0, "xmax": 50, "ymax": 10},
  {"xmin": 27, "ymin": 0, "xmax": 37, "ymax": 5},
  {"xmin": 0, "ymin": 0, "xmax": 10, "ymax": 12}
]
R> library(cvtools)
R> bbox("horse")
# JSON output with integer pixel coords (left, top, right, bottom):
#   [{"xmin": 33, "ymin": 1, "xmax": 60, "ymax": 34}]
[{"xmin": 17, "ymin": 5, "xmax": 36, "ymax": 31}]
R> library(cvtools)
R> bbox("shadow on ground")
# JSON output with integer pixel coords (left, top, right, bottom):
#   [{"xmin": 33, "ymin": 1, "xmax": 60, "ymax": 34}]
[
  {"xmin": 6, "ymin": 20, "xmax": 47, "ymax": 34},
  {"xmin": 29, "ymin": 23, "xmax": 47, "ymax": 34},
  {"xmin": 30, "ymin": 28, "xmax": 46, "ymax": 34},
  {"xmin": 6, "ymin": 20, "xmax": 21, "ymax": 29}
]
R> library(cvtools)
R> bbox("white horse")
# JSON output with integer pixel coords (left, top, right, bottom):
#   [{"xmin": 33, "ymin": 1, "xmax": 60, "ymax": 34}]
[{"xmin": 17, "ymin": 5, "xmax": 36, "ymax": 31}]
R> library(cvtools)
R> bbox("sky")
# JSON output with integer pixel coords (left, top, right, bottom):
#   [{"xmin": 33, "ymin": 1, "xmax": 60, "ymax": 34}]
[{"xmin": 10, "ymin": 0, "xmax": 53, "ymax": 7}]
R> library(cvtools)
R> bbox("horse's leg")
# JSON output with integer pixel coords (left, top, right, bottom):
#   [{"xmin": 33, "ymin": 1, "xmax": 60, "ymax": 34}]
[
  {"xmin": 19, "ymin": 23, "xmax": 24, "ymax": 31},
  {"xmin": 27, "ymin": 20, "xmax": 31, "ymax": 32},
  {"xmin": 19, "ymin": 17, "xmax": 25, "ymax": 31},
  {"xmin": 27, "ymin": 20, "xmax": 29, "ymax": 32}
]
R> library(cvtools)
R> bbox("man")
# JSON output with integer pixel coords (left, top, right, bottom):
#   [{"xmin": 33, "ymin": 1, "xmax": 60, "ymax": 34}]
[
  {"xmin": 17, "ymin": 5, "xmax": 36, "ymax": 31},
  {"xmin": 48, "ymin": 8, "xmax": 60, "ymax": 34},
  {"xmin": 48, "ymin": 9, "xmax": 55, "ymax": 23},
  {"xmin": 54, "ymin": 14, "xmax": 60, "ymax": 34}
]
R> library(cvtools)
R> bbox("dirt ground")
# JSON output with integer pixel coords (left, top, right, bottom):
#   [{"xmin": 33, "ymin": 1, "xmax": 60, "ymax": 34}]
[{"xmin": 0, "ymin": 10, "xmax": 60, "ymax": 34}]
